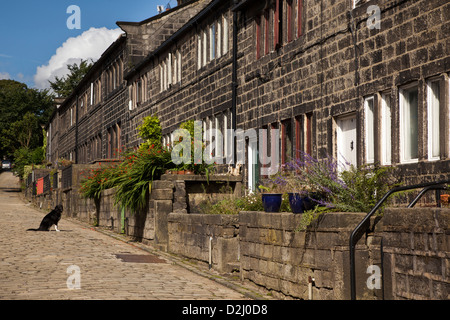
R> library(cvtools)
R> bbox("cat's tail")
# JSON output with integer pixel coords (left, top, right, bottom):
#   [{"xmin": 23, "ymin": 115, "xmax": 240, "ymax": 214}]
[{"xmin": 26, "ymin": 228, "xmax": 39, "ymax": 231}]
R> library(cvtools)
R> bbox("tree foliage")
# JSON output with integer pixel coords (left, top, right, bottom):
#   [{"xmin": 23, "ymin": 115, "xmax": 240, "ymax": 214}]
[
  {"xmin": 48, "ymin": 59, "xmax": 93, "ymax": 98},
  {"xmin": 0, "ymin": 80, "xmax": 54, "ymax": 161}
]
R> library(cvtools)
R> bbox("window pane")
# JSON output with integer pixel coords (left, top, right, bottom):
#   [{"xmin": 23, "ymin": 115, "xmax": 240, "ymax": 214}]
[
  {"xmin": 210, "ymin": 24, "xmax": 216, "ymax": 60},
  {"xmin": 365, "ymin": 97, "xmax": 375, "ymax": 163},
  {"xmin": 429, "ymin": 81, "xmax": 440, "ymax": 159},
  {"xmin": 197, "ymin": 35, "xmax": 202, "ymax": 69},
  {"xmin": 282, "ymin": 120, "xmax": 292, "ymax": 163},
  {"xmin": 223, "ymin": 16, "xmax": 228, "ymax": 55},
  {"xmin": 401, "ymin": 86, "xmax": 418, "ymax": 161},
  {"xmin": 203, "ymin": 30, "xmax": 207, "ymax": 65},
  {"xmin": 381, "ymin": 93, "xmax": 391, "ymax": 165}
]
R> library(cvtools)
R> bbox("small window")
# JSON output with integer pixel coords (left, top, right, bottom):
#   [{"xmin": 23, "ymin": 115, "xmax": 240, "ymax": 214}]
[
  {"xmin": 428, "ymin": 80, "xmax": 441, "ymax": 160},
  {"xmin": 256, "ymin": 16, "xmax": 262, "ymax": 59},
  {"xmin": 364, "ymin": 96, "xmax": 375, "ymax": 164},
  {"xmin": 400, "ymin": 85, "xmax": 419, "ymax": 163},
  {"xmin": 136, "ymin": 80, "xmax": 142, "ymax": 105},
  {"xmin": 381, "ymin": 93, "xmax": 392, "ymax": 165},
  {"xmin": 177, "ymin": 50, "xmax": 181, "ymax": 83},
  {"xmin": 223, "ymin": 15, "xmax": 229, "ymax": 55},
  {"xmin": 217, "ymin": 19, "xmax": 222, "ymax": 58},
  {"xmin": 274, "ymin": 0, "xmax": 283, "ymax": 49},
  {"xmin": 264, "ymin": 10, "xmax": 270, "ymax": 55},
  {"xmin": 281, "ymin": 119, "xmax": 293, "ymax": 164},
  {"xmin": 197, "ymin": 35, "xmax": 202, "ymax": 69},
  {"xmin": 297, "ymin": 0, "xmax": 303, "ymax": 37},
  {"xmin": 202, "ymin": 30, "xmax": 207, "ymax": 66}
]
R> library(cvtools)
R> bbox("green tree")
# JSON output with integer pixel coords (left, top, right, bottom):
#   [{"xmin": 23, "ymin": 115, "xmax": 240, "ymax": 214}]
[
  {"xmin": 137, "ymin": 115, "xmax": 162, "ymax": 149},
  {"xmin": 48, "ymin": 59, "xmax": 93, "ymax": 97},
  {"xmin": 0, "ymin": 80, "xmax": 54, "ymax": 160},
  {"xmin": 13, "ymin": 146, "xmax": 45, "ymax": 178},
  {"xmin": 1, "ymin": 112, "xmax": 42, "ymax": 160}
]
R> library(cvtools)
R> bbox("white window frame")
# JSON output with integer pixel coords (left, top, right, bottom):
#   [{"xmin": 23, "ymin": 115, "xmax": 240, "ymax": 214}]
[
  {"xmin": 90, "ymin": 82, "xmax": 94, "ymax": 105},
  {"xmin": 210, "ymin": 23, "xmax": 216, "ymax": 61},
  {"xmin": 168, "ymin": 53, "xmax": 173, "ymax": 87},
  {"xmin": 427, "ymin": 79, "xmax": 441, "ymax": 161},
  {"xmin": 399, "ymin": 84, "xmax": 419, "ymax": 164},
  {"xmin": 364, "ymin": 96, "xmax": 375, "ymax": 164},
  {"xmin": 160, "ymin": 64, "xmax": 163, "ymax": 92},
  {"xmin": 197, "ymin": 35, "xmax": 202, "ymax": 69},
  {"xmin": 202, "ymin": 30, "xmax": 207, "ymax": 66},
  {"xmin": 177, "ymin": 50, "xmax": 181, "ymax": 83},
  {"xmin": 223, "ymin": 15, "xmax": 229, "ymax": 55},
  {"xmin": 381, "ymin": 92, "xmax": 392, "ymax": 165},
  {"xmin": 224, "ymin": 110, "xmax": 229, "ymax": 162},
  {"xmin": 217, "ymin": 19, "xmax": 222, "ymax": 58},
  {"xmin": 203, "ymin": 118, "xmax": 207, "ymax": 142}
]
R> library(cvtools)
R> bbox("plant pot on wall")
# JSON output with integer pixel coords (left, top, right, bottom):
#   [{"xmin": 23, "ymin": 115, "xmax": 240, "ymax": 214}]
[
  {"xmin": 288, "ymin": 193, "xmax": 315, "ymax": 213},
  {"xmin": 288, "ymin": 193, "xmax": 305, "ymax": 213},
  {"xmin": 262, "ymin": 193, "xmax": 283, "ymax": 212}
]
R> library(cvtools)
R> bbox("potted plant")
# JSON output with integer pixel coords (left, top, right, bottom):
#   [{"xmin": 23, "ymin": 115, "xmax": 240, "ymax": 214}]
[
  {"xmin": 258, "ymin": 178, "xmax": 285, "ymax": 213},
  {"xmin": 284, "ymin": 174, "xmax": 314, "ymax": 214},
  {"xmin": 272, "ymin": 159, "xmax": 316, "ymax": 214}
]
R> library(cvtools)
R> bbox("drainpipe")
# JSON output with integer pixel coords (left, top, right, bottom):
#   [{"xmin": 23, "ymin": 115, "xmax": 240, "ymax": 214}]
[
  {"xmin": 75, "ymin": 94, "xmax": 79, "ymax": 164},
  {"xmin": 231, "ymin": 0, "xmax": 238, "ymax": 166}
]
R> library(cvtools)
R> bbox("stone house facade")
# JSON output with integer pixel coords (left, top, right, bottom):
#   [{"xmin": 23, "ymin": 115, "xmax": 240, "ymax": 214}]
[
  {"xmin": 46, "ymin": 0, "xmax": 450, "ymax": 192},
  {"xmin": 46, "ymin": 0, "xmax": 211, "ymax": 163}
]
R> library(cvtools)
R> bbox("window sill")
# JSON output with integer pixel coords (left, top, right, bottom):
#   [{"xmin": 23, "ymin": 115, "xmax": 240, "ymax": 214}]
[{"xmin": 400, "ymin": 158, "xmax": 419, "ymax": 165}]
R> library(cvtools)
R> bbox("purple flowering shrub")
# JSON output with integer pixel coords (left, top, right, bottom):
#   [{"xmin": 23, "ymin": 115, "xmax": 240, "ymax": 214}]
[{"xmin": 266, "ymin": 152, "xmax": 401, "ymax": 213}]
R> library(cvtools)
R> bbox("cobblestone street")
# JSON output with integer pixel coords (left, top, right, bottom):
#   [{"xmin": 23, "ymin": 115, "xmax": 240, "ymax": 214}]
[{"xmin": 0, "ymin": 172, "xmax": 249, "ymax": 300}]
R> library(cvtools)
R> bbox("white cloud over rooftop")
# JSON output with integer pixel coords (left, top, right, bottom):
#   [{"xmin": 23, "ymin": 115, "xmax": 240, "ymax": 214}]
[{"xmin": 34, "ymin": 27, "xmax": 123, "ymax": 90}]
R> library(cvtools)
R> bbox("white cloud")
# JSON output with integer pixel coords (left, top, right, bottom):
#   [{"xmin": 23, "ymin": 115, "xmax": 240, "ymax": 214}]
[
  {"xmin": 0, "ymin": 72, "xmax": 10, "ymax": 80},
  {"xmin": 34, "ymin": 27, "xmax": 124, "ymax": 89}
]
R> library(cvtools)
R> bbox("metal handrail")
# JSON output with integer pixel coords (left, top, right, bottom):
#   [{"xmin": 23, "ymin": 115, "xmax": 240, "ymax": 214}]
[
  {"xmin": 349, "ymin": 179, "xmax": 450, "ymax": 300},
  {"xmin": 407, "ymin": 185, "xmax": 448, "ymax": 208}
]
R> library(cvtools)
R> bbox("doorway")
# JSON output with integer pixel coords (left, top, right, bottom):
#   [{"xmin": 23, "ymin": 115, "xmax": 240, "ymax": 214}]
[{"xmin": 336, "ymin": 114, "xmax": 357, "ymax": 170}]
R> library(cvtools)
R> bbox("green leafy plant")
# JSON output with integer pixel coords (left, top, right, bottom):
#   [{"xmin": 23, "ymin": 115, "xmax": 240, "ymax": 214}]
[
  {"xmin": 138, "ymin": 114, "xmax": 162, "ymax": 148},
  {"xmin": 80, "ymin": 115, "xmax": 175, "ymax": 212},
  {"xmin": 279, "ymin": 152, "xmax": 402, "ymax": 230},
  {"xmin": 273, "ymin": 152, "xmax": 401, "ymax": 213},
  {"xmin": 173, "ymin": 119, "xmax": 215, "ymax": 176},
  {"xmin": 112, "ymin": 144, "xmax": 174, "ymax": 212},
  {"xmin": 79, "ymin": 164, "xmax": 120, "ymax": 200},
  {"xmin": 199, "ymin": 191, "xmax": 265, "ymax": 215}
]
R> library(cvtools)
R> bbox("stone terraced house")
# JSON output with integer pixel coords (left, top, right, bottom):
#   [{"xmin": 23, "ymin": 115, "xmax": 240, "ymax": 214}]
[{"xmin": 46, "ymin": 0, "xmax": 450, "ymax": 191}]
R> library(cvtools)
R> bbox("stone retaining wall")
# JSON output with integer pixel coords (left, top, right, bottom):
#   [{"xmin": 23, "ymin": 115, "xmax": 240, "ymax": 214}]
[
  {"xmin": 239, "ymin": 211, "xmax": 382, "ymax": 300},
  {"xmin": 167, "ymin": 213, "xmax": 239, "ymax": 273},
  {"xmin": 381, "ymin": 208, "xmax": 450, "ymax": 300}
]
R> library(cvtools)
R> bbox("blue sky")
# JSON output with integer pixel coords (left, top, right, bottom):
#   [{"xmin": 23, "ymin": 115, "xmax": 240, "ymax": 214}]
[{"xmin": 0, "ymin": 0, "xmax": 176, "ymax": 89}]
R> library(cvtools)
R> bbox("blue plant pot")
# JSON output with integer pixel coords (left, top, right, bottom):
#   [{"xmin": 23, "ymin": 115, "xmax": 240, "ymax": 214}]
[
  {"xmin": 262, "ymin": 193, "xmax": 283, "ymax": 212},
  {"xmin": 288, "ymin": 193, "xmax": 314, "ymax": 213}
]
